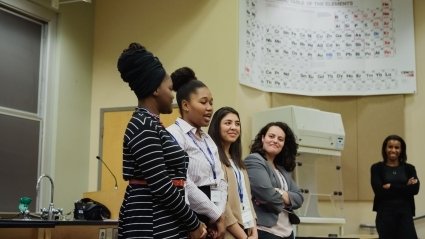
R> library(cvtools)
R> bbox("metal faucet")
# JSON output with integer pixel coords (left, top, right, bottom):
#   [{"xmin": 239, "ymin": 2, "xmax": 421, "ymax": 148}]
[{"xmin": 36, "ymin": 174, "xmax": 55, "ymax": 220}]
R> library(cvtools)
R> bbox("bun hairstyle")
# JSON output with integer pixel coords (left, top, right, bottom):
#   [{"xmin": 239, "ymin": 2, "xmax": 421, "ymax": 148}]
[
  {"xmin": 117, "ymin": 42, "xmax": 166, "ymax": 100},
  {"xmin": 170, "ymin": 67, "xmax": 197, "ymax": 92},
  {"xmin": 171, "ymin": 67, "xmax": 207, "ymax": 114},
  {"xmin": 124, "ymin": 42, "xmax": 145, "ymax": 54}
]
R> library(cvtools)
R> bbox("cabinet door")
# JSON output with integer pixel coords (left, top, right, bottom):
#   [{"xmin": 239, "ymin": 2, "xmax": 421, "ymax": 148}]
[{"xmin": 99, "ymin": 106, "xmax": 180, "ymax": 190}]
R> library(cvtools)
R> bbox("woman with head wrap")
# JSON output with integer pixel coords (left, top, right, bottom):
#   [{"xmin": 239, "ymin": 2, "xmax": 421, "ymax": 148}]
[
  {"xmin": 166, "ymin": 67, "xmax": 227, "ymax": 239},
  {"xmin": 117, "ymin": 43, "xmax": 206, "ymax": 239}
]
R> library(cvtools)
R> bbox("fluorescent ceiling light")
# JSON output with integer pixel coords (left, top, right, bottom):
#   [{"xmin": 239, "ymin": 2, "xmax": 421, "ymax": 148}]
[{"xmin": 59, "ymin": 0, "xmax": 91, "ymax": 4}]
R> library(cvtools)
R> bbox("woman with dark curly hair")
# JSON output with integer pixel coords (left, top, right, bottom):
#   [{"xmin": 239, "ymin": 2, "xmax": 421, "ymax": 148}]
[
  {"xmin": 245, "ymin": 122, "xmax": 303, "ymax": 239},
  {"xmin": 371, "ymin": 134, "xmax": 419, "ymax": 239}
]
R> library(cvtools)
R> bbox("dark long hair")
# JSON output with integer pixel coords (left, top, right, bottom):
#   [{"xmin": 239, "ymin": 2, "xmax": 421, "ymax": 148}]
[
  {"xmin": 381, "ymin": 134, "xmax": 407, "ymax": 163},
  {"xmin": 250, "ymin": 122, "xmax": 298, "ymax": 172},
  {"xmin": 208, "ymin": 107, "xmax": 244, "ymax": 169}
]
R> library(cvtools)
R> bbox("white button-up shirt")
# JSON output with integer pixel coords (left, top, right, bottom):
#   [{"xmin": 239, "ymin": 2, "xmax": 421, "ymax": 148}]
[{"xmin": 167, "ymin": 118, "xmax": 227, "ymax": 222}]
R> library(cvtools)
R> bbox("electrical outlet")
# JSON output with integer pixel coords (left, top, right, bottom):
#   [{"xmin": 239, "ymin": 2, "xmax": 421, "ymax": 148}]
[{"xmin": 99, "ymin": 228, "xmax": 106, "ymax": 239}]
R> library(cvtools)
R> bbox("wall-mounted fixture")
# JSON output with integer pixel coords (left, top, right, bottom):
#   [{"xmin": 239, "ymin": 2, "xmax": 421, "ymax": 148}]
[{"xmin": 59, "ymin": 0, "xmax": 91, "ymax": 5}]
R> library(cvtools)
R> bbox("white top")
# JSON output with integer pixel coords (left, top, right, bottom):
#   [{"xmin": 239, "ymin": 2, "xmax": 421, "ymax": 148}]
[
  {"xmin": 258, "ymin": 168, "xmax": 292, "ymax": 237},
  {"xmin": 167, "ymin": 118, "xmax": 227, "ymax": 222}
]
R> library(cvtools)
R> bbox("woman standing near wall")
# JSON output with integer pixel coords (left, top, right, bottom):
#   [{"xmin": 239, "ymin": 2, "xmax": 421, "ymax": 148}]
[
  {"xmin": 208, "ymin": 107, "xmax": 258, "ymax": 239},
  {"xmin": 116, "ymin": 43, "xmax": 206, "ymax": 239},
  {"xmin": 167, "ymin": 67, "xmax": 227, "ymax": 239},
  {"xmin": 245, "ymin": 122, "xmax": 303, "ymax": 239},
  {"xmin": 371, "ymin": 134, "xmax": 420, "ymax": 239}
]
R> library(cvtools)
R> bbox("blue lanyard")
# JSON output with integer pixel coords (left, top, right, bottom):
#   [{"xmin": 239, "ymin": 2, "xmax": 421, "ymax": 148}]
[
  {"xmin": 187, "ymin": 132, "xmax": 217, "ymax": 179},
  {"xmin": 230, "ymin": 162, "xmax": 244, "ymax": 204},
  {"xmin": 176, "ymin": 121, "xmax": 217, "ymax": 179}
]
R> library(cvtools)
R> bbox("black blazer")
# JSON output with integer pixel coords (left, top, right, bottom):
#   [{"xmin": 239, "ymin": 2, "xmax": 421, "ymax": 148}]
[{"xmin": 370, "ymin": 161, "xmax": 420, "ymax": 216}]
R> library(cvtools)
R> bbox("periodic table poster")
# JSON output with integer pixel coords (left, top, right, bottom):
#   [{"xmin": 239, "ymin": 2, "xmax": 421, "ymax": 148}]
[{"xmin": 239, "ymin": 0, "xmax": 416, "ymax": 96}]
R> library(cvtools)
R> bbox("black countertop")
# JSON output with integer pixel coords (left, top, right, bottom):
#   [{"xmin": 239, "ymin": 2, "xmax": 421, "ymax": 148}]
[{"xmin": 0, "ymin": 219, "xmax": 118, "ymax": 228}]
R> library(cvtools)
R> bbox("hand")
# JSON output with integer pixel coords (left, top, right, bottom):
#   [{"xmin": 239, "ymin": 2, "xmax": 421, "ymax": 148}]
[
  {"xmin": 275, "ymin": 188, "xmax": 290, "ymax": 205},
  {"xmin": 407, "ymin": 177, "xmax": 418, "ymax": 185},
  {"xmin": 208, "ymin": 215, "xmax": 225, "ymax": 239},
  {"xmin": 216, "ymin": 215, "xmax": 225, "ymax": 239},
  {"xmin": 190, "ymin": 223, "xmax": 207, "ymax": 239},
  {"xmin": 247, "ymin": 226, "xmax": 258, "ymax": 239},
  {"xmin": 226, "ymin": 222, "xmax": 248, "ymax": 239},
  {"xmin": 382, "ymin": 183, "xmax": 391, "ymax": 189}
]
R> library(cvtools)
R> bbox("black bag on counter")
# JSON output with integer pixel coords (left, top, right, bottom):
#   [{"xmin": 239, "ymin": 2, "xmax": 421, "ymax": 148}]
[{"xmin": 74, "ymin": 198, "xmax": 111, "ymax": 220}]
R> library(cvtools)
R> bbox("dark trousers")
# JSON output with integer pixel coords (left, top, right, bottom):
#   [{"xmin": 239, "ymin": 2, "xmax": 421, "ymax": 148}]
[
  {"xmin": 376, "ymin": 207, "xmax": 418, "ymax": 239},
  {"xmin": 258, "ymin": 230, "xmax": 294, "ymax": 239}
]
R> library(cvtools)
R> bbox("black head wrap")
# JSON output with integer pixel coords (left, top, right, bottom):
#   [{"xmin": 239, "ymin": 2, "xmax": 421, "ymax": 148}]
[{"xmin": 117, "ymin": 43, "xmax": 166, "ymax": 99}]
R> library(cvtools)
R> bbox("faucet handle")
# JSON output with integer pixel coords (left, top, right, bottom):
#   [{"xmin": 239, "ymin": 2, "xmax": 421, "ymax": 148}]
[
  {"xmin": 53, "ymin": 208, "xmax": 64, "ymax": 220},
  {"xmin": 40, "ymin": 207, "xmax": 63, "ymax": 220},
  {"xmin": 52, "ymin": 208, "xmax": 63, "ymax": 215},
  {"xmin": 40, "ymin": 208, "xmax": 49, "ymax": 220},
  {"xmin": 22, "ymin": 209, "xmax": 31, "ymax": 220}
]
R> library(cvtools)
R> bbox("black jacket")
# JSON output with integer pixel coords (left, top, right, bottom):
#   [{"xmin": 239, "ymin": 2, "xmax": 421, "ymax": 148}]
[{"xmin": 371, "ymin": 161, "xmax": 420, "ymax": 216}]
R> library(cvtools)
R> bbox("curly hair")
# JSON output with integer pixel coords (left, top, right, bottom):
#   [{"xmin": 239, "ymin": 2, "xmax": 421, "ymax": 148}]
[{"xmin": 250, "ymin": 122, "xmax": 298, "ymax": 172}]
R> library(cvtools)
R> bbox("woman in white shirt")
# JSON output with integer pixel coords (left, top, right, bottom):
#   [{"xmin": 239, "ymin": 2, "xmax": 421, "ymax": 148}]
[{"xmin": 167, "ymin": 67, "xmax": 227, "ymax": 239}]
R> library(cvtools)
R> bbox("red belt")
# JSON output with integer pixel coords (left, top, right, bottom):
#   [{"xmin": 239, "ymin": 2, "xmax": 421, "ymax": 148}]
[{"xmin": 129, "ymin": 178, "xmax": 185, "ymax": 187}]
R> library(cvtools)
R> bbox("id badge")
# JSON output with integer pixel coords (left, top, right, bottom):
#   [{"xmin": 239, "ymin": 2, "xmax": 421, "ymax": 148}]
[
  {"xmin": 210, "ymin": 186, "xmax": 221, "ymax": 205},
  {"xmin": 241, "ymin": 204, "xmax": 255, "ymax": 228}
]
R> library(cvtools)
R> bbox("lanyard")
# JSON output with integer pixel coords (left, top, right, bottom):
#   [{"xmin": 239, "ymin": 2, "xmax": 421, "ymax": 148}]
[
  {"xmin": 176, "ymin": 121, "xmax": 217, "ymax": 179},
  {"xmin": 230, "ymin": 161, "xmax": 244, "ymax": 204},
  {"xmin": 187, "ymin": 132, "xmax": 217, "ymax": 179}
]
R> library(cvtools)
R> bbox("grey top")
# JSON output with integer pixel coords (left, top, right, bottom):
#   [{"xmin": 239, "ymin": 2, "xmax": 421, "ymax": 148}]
[{"xmin": 245, "ymin": 153, "xmax": 304, "ymax": 227}]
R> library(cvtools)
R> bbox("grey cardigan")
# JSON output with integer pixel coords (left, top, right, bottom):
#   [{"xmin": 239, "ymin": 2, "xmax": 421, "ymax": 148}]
[{"xmin": 245, "ymin": 153, "xmax": 303, "ymax": 227}]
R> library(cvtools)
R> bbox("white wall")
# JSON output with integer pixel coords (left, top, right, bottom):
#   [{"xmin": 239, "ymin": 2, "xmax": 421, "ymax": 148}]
[
  {"xmin": 53, "ymin": 1, "xmax": 94, "ymax": 214},
  {"xmin": 406, "ymin": 0, "xmax": 425, "ymax": 218}
]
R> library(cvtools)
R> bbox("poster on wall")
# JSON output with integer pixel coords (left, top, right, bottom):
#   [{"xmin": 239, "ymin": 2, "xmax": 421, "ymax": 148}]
[{"xmin": 239, "ymin": 0, "xmax": 416, "ymax": 96}]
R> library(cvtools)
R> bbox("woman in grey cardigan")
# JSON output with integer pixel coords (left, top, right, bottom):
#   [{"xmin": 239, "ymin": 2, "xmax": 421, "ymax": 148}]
[{"xmin": 245, "ymin": 122, "xmax": 303, "ymax": 239}]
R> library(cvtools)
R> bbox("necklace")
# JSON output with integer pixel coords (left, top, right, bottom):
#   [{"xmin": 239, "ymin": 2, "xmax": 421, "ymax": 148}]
[
  {"xmin": 385, "ymin": 162, "xmax": 399, "ymax": 176},
  {"xmin": 137, "ymin": 107, "xmax": 160, "ymax": 119}
]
